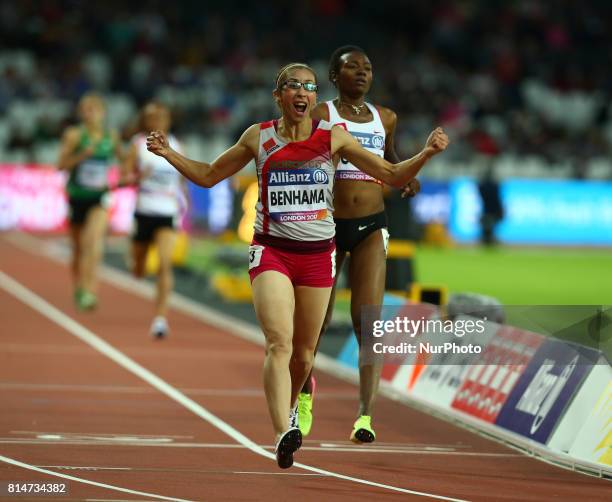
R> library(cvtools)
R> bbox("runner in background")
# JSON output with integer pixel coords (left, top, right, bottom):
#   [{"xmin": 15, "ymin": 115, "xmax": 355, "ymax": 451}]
[
  {"xmin": 298, "ymin": 45, "xmax": 420, "ymax": 443},
  {"xmin": 57, "ymin": 93, "xmax": 123, "ymax": 311},
  {"xmin": 122, "ymin": 102, "xmax": 188, "ymax": 339},
  {"xmin": 146, "ymin": 62, "xmax": 448, "ymax": 468}
]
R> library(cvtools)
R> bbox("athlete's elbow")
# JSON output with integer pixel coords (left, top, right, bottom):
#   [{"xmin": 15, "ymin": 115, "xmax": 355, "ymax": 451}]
[
  {"xmin": 193, "ymin": 178, "xmax": 212, "ymax": 189},
  {"xmin": 195, "ymin": 174, "xmax": 216, "ymax": 189},
  {"xmin": 382, "ymin": 167, "xmax": 402, "ymax": 187}
]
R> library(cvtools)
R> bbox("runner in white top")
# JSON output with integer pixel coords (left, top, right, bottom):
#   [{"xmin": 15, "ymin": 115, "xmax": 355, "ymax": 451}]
[
  {"xmin": 123, "ymin": 102, "xmax": 188, "ymax": 339},
  {"xmin": 328, "ymin": 99, "xmax": 386, "ymax": 184},
  {"xmin": 297, "ymin": 46, "xmax": 422, "ymax": 444}
]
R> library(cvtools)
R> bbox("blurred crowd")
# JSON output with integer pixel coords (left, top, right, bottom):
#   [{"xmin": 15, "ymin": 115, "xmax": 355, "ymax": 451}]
[{"xmin": 1, "ymin": 0, "xmax": 611, "ymax": 179}]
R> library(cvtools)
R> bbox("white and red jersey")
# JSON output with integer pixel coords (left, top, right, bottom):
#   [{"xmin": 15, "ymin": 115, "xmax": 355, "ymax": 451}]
[
  {"xmin": 132, "ymin": 133, "xmax": 184, "ymax": 216},
  {"xmin": 254, "ymin": 120, "xmax": 335, "ymax": 241},
  {"xmin": 326, "ymin": 100, "xmax": 386, "ymax": 185}
]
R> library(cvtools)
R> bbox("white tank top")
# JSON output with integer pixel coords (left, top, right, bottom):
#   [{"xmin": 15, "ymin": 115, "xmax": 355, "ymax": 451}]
[
  {"xmin": 326, "ymin": 100, "xmax": 386, "ymax": 184},
  {"xmin": 133, "ymin": 133, "xmax": 184, "ymax": 216},
  {"xmin": 254, "ymin": 120, "xmax": 336, "ymax": 241}
]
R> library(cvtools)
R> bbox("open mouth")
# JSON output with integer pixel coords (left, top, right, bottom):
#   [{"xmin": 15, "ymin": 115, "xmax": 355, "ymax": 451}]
[
  {"xmin": 293, "ymin": 102, "xmax": 308, "ymax": 115},
  {"xmin": 355, "ymin": 78, "xmax": 368, "ymax": 86}
]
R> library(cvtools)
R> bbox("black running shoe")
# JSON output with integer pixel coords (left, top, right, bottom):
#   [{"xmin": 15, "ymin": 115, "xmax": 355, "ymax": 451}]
[{"xmin": 274, "ymin": 427, "xmax": 302, "ymax": 469}]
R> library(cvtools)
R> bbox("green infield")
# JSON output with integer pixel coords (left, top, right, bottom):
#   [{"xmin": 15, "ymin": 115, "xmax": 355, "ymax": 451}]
[
  {"xmin": 413, "ymin": 245, "xmax": 612, "ymax": 305},
  {"xmin": 187, "ymin": 238, "xmax": 612, "ymax": 305}
]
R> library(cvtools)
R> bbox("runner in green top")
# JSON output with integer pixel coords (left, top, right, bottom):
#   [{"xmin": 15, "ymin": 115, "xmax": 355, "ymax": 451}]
[{"xmin": 57, "ymin": 93, "xmax": 123, "ymax": 311}]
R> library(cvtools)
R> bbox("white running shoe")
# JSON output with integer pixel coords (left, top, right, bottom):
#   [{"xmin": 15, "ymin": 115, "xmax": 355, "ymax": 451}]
[
  {"xmin": 274, "ymin": 427, "xmax": 302, "ymax": 469},
  {"xmin": 150, "ymin": 316, "xmax": 169, "ymax": 339}
]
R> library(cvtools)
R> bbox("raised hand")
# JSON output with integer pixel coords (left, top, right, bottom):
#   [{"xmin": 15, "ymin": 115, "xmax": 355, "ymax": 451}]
[
  {"xmin": 424, "ymin": 127, "xmax": 449, "ymax": 157},
  {"xmin": 146, "ymin": 130, "xmax": 170, "ymax": 157}
]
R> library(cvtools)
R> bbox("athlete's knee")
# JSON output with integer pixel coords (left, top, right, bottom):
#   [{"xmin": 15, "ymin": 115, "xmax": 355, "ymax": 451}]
[
  {"xmin": 265, "ymin": 336, "xmax": 292, "ymax": 360},
  {"xmin": 294, "ymin": 345, "xmax": 315, "ymax": 363},
  {"xmin": 291, "ymin": 344, "xmax": 315, "ymax": 371}
]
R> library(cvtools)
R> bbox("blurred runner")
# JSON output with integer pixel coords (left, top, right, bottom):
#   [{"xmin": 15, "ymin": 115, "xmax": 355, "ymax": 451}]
[
  {"xmin": 123, "ymin": 102, "xmax": 188, "ymax": 339},
  {"xmin": 57, "ymin": 93, "xmax": 123, "ymax": 311}
]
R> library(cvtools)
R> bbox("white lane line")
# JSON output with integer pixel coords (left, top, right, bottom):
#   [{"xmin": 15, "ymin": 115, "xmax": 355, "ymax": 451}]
[
  {"xmin": 38, "ymin": 465, "xmax": 132, "ymax": 471},
  {"xmin": 0, "ymin": 455, "xmax": 192, "ymax": 502},
  {"xmin": 37, "ymin": 466, "xmax": 326, "ymax": 477},
  {"xmin": 0, "ymin": 382, "xmax": 353, "ymax": 399},
  {"xmin": 233, "ymin": 471, "xmax": 326, "ymax": 476},
  {"xmin": 0, "ymin": 269, "xmax": 467, "ymax": 502},
  {"xmin": 0, "ymin": 439, "xmax": 521, "ymax": 456},
  {"xmin": 12, "ymin": 431, "xmax": 191, "ymax": 439}
]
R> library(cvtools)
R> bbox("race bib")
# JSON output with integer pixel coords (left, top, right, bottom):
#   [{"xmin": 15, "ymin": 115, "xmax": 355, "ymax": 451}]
[
  {"xmin": 267, "ymin": 168, "xmax": 328, "ymax": 223},
  {"xmin": 77, "ymin": 160, "xmax": 108, "ymax": 189},
  {"xmin": 248, "ymin": 245, "xmax": 264, "ymax": 270}
]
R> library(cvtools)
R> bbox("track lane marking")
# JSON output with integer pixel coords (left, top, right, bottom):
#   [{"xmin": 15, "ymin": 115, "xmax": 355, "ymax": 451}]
[
  {"xmin": 0, "ymin": 268, "xmax": 468, "ymax": 501},
  {"xmin": 0, "ymin": 454, "xmax": 193, "ymax": 502}
]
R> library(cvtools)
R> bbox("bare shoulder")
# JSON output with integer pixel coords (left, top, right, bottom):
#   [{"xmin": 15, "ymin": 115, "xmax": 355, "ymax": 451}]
[
  {"xmin": 238, "ymin": 123, "xmax": 261, "ymax": 153},
  {"xmin": 375, "ymin": 105, "xmax": 398, "ymax": 131},
  {"xmin": 311, "ymin": 102, "xmax": 329, "ymax": 121}
]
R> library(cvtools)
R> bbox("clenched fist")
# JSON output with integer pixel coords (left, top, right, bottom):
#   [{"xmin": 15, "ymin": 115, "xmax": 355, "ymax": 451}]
[
  {"xmin": 424, "ymin": 127, "xmax": 449, "ymax": 157},
  {"xmin": 401, "ymin": 177, "xmax": 421, "ymax": 198},
  {"xmin": 146, "ymin": 130, "xmax": 170, "ymax": 157}
]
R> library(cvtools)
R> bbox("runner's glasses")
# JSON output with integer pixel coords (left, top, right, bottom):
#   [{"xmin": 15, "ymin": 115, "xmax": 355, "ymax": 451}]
[{"xmin": 281, "ymin": 80, "xmax": 318, "ymax": 92}]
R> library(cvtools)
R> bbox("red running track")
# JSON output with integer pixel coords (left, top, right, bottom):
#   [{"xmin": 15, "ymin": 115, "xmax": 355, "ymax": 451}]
[{"xmin": 0, "ymin": 233, "xmax": 609, "ymax": 501}]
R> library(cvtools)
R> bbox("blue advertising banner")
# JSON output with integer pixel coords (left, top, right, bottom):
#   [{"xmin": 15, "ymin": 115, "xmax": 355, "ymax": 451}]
[
  {"xmin": 494, "ymin": 339, "xmax": 600, "ymax": 444},
  {"xmin": 410, "ymin": 179, "xmax": 451, "ymax": 224},
  {"xmin": 337, "ymin": 293, "xmax": 406, "ymax": 369},
  {"xmin": 449, "ymin": 178, "xmax": 612, "ymax": 245},
  {"xmin": 187, "ymin": 179, "xmax": 233, "ymax": 233}
]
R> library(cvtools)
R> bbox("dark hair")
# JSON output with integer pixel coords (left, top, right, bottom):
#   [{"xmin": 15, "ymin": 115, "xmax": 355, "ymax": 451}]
[
  {"xmin": 138, "ymin": 101, "xmax": 171, "ymax": 132},
  {"xmin": 274, "ymin": 62, "xmax": 317, "ymax": 90},
  {"xmin": 328, "ymin": 45, "xmax": 367, "ymax": 84}
]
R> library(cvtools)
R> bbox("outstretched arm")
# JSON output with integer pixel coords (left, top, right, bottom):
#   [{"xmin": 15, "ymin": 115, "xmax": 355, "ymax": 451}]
[
  {"xmin": 332, "ymin": 126, "xmax": 448, "ymax": 188},
  {"xmin": 147, "ymin": 125, "xmax": 259, "ymax": 188}
]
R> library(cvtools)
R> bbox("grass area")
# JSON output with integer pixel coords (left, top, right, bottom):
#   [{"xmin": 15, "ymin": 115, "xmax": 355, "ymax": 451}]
[
  {"xmin": 187, "ymin": 237, "xmax": 612, "ymax": 305},
  {"xmin": 414, "ymin": 245, "xmax": 612, "ymax": 305}
]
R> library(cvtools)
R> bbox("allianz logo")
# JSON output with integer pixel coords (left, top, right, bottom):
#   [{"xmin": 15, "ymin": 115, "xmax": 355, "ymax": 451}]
[
  {"xmin": 268, "ymin": 169, "xmax": 329, "ymax": 185},
  {"xmin": 516, "ymin": 355, "xmax": 579, "ymax": 434},
  {"xmin": 354, "ymin": 133, "xmax": 385, "ymax": 150}
]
